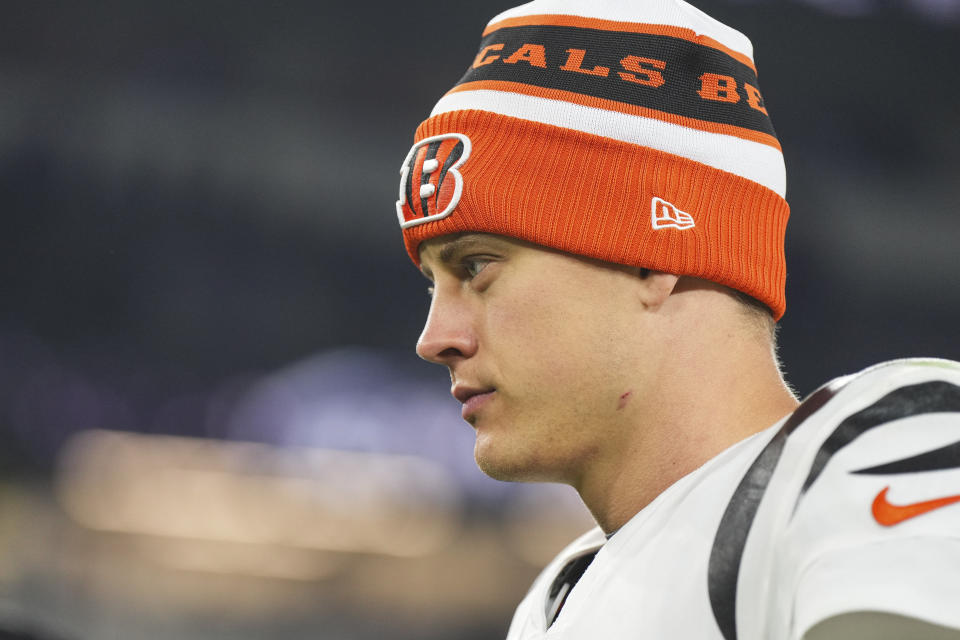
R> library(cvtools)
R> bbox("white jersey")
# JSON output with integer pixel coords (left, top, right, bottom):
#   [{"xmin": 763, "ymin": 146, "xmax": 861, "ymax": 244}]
[{"xmin": 506, "ymin": 359, "xmax": 960, "ymax": 640}]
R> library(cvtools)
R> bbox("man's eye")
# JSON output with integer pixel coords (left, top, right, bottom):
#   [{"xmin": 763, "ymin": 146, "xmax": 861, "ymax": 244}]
[{"xmin": 462, "ymin": 258, "xmax": 489, "ymax": 279}]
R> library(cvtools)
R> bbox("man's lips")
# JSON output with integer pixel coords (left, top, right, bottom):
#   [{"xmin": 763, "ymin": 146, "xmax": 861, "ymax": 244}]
[{"xmin": 452, "ymin": 385, "xmax": 496, "ymax": 420}]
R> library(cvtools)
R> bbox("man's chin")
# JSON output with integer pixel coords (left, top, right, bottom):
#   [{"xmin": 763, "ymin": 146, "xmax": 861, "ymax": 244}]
[
  {"xmin": 474, "ymin": 437, "xmax": 524, "ymax": 481},
  {"xmin": 475, "ymin": 456, "xmax": 528, "ymax": 482},
  {"xmin": 474, "ymin": 438, "xmax": 559, "ymax": 484}
]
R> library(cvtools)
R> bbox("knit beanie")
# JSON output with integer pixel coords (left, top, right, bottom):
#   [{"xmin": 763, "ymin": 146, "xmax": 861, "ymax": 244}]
[{"xmin": 395, "ymin": 0, "xmax": 789, "ymax": 319}]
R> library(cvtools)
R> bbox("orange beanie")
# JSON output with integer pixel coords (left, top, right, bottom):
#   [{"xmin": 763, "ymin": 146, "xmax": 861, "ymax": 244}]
[{"xmin": 396, "ymin": 0, "xmax": 790, "ymax": 319}]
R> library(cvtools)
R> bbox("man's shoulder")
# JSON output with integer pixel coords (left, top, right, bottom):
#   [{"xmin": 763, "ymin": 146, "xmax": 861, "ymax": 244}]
[
  {"xmin": 808, "ymin": 357, "xmax": 960, "ymax": 405},
  {"xmin": 829, "ymin": 357, "xmax": 960, "ymax": 395},
  {"xmin": 758, "ymin": 356, "xmax": 960, "ymax": 532},
  {"xmin": 787, "ymin": 357, "xmax": 960, "ymax": 476},
  {"xmin": 776, "ymin": 358, "xmax": 960, "ymax": 460},
  {"xmin": 783, "ymin": 355, "xmax": 959, "ymax": 491},
  {"xmin": 726, "ymin": 358, "xmax": 960, "ymax": 639}
]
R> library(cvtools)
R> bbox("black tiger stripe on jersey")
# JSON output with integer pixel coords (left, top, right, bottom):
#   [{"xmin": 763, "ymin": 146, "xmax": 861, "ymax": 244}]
[
  {"xmin": 851, "ymin": 439, "xmax": 960, "ymax": 475},
  {"xmin": 707, "ymin": 382, "xmax": 842, "ymax": 640},
  {"xmin": 455, "ymin": 25, "xmax": 775, "ymax": 137},
  {"xmin": 796, "ymin": 381, "xmax": 960, "ymax": 504},
  {"xmin": 708, "ymin": 377, "xmax": 960, "ymax": 640}
]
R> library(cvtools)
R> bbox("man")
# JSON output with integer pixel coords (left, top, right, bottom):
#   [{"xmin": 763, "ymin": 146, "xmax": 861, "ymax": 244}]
[{"xmin": 394, "ymin": 1, "xmax": 960, "ymax": 638}]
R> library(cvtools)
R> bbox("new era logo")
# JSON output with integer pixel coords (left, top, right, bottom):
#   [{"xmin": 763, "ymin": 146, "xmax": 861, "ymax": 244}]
[{"xmin": 651, "ymin": 197, "xmax": 695, "ymax": 230}]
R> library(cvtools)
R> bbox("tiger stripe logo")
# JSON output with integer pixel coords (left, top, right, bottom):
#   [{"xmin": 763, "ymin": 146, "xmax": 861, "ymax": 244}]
[{"xmin": 396, "ymin": 133, "xmax": 472, "ymax": 229}]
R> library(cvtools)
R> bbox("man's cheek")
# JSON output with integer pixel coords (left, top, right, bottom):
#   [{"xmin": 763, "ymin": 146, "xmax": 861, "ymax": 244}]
[{"xmin": 486, "ymin": 298, "xmax": 554, "ymax": 341}]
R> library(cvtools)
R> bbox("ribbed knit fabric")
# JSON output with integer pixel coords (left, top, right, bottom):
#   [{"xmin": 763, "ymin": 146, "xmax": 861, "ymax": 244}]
[{"xmin": 396, "ymin": 0, "xmax": 790, "ymax": 319}]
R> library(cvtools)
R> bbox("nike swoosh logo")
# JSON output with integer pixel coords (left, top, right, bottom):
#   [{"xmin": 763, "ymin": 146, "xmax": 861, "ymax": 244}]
[{"xmin": 872, "ymin": 486, "xmax": 960, "ymax": 526}]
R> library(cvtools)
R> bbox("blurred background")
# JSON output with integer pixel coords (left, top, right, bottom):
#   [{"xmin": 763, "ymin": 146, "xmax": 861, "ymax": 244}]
[{"xmin": 0, "ymin": 1, "xmax": 957, "ymax": 638}]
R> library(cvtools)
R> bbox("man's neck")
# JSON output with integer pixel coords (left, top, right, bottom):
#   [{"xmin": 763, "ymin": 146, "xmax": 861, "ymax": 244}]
[{"xmin": 573, "ymin": 337, "xmax": 799, "ymax": 534}]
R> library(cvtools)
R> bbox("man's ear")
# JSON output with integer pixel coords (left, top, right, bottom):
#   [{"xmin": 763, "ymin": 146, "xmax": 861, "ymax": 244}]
[{"xmin": 636, "ymin": 269, "xmax": 680, "ymax": 310}]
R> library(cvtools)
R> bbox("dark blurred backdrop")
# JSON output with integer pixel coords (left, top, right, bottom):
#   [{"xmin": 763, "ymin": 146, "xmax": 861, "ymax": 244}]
[{"xmin": 0, "ymin": 1, "xmax": 958, "ymax": 639}]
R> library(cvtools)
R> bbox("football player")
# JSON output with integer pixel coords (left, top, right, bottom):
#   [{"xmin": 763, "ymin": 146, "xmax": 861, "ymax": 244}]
[{"xmin": 394, "ymin": 1, "xmax": 960, "ymax": 638}]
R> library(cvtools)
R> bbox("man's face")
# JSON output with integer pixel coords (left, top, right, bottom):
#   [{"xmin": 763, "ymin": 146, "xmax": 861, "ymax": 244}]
[{"xmin": 417, "ymin": 233, "xmax": 659, "ymax": 485}]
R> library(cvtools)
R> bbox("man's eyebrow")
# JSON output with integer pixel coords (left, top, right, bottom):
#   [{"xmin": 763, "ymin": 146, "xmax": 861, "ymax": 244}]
[
  {"xmin": 420, "ymin": 234, "xmax": 492, "ymax": 280},
  {"xmin": 437, "ymin": 234, "xmax": 487, "ymax": 264}
]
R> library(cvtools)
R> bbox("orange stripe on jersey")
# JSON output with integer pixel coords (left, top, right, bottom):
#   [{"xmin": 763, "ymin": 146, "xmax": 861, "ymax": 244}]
[
  {"xmin": 446, "ymin": 80, "xmax": 782, "ymax": 151},
  {"xmin": 482, "ymin": 14, "xmax": 757, "ymax": 74}
]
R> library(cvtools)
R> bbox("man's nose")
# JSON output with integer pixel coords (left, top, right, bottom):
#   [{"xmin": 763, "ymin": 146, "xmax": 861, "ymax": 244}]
[{"xmin": 416, "ymin": 292, "xmax": 478, "ymax": 365}]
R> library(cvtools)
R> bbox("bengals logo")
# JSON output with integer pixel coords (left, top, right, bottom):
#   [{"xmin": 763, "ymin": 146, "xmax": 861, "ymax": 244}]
[{"xmin": 396, "ymin": 133, "xmax": 471, "ymax": 229}]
